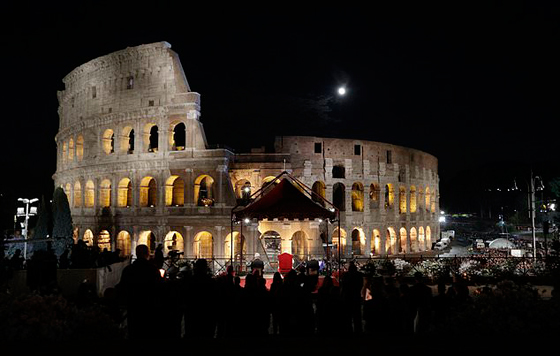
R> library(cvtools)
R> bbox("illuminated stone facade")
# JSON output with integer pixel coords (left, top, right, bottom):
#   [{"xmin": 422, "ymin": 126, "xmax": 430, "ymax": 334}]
[{"xmin": 53, "ymin": 42, "xmax": 439, "ymax": 267}]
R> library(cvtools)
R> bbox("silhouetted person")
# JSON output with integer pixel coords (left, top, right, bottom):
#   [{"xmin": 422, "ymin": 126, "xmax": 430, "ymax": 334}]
[
  {"xmin": 432, "ymin": 282, "xmax": 451, "ymax": 329},
  {"xmin": 116, "ymin": 244, "xmax": 163, "ymax": 340},
  {"xmin": 269, "ymin": 272, "xmax": 283, "ymax": 335},
  {"xmin": 9, "ymin": 249, "xmax": 24, "ymax": 270},
  {"xmin": 316, "ymin": 275, "xmax": 344, "ymax": 336},
  {"xmin": 153, "ymin": 244, "xmax": 164, "ymax": 269},
  {"xmin": 185, "ymin": 259, "xmax": 217, "ymax": 338},
  {"xmin": 409, "ymin": 271, "xmax": 432, "ymax": 335},
  {"xmin": 341, "ymin": 261, "xmax": 364, "ymax": 335},
  {"xmin": 363, "ymin": 276, "xmax": 387, "ymax": 334}
]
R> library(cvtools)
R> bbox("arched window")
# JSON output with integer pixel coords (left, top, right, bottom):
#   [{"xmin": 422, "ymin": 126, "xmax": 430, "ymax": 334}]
[
  {"xmin": 64, "ymin": 183, "xmax": 71, "ymax": 201},
  {"xmin": 351, "ymin": 228, "xmax": 364, "ymax": 255},
  {"xmin": 121, "ymin": 126, "xmax": 134, "ymax": 154},
  {"xmin": 419, "ymin": 227, "xmax": 426, "ymax": 251},
  {"xmin": 372, "ymin": 229, "xmax": 381, "ymax": 255},
  {"xmin": 98, "ymin": 230, "xmax": 111, "ymax": 251},
  {"xmin": 410, "ymin": 228, "xmax": 418, "ymax": 252},
  {"xmin": 225, "ymin": 232, "xmax": 246, "ymax": 260},
  {"xmin": 400, "ymin": 227, "xmax": 407, "ymax": 253},
  {"xmin": 73, "ymin": 181, "xmax": 82, "ymax": 207},
  {"xmin": 139, "ymin": 231, "xmax": 156, "ymax": 254},
  {"xmin": 165, "ymin": 231, "xmax": 185, "ymax": 255},
  {"xmin": 83, "ymin": 229, "xmax": 94, "ymax": 246},
  {"xmin": 386, "ymin": 227, "xmax": 397, "ymax": 254},
  {"xmin": 76, "ymin": 135, "xmax": 84, "ymax": 161},
  {"xmin": 85, "ymin": 180, "xmax": 95, "ymax": 207},
  {"xmin": 410, "ymin": 186, "xmax": 417, "ymax": 213},
  {"xmin": 235, "ymin": 179, "xmax": 252, "ymax": 200},
  {"xmin": 260, "ymin": 231, "xmax": 282, "ymax": 262},
  {"xmin": 102, "ymin": 129, "xmax": 115, "ymax": 155},
  {"xmin": 351, "ymin": 182, "xmax": 364, "ymax": 212},
  {"xmin": 140, "ymin": 177, "xmax": 157, "ymax": 207},
  {"xmin": 100, "ymin": 179, "xmax": 111, "ymax": 208},
  {"xmin": 331, "ymin": 228, "xmax": 347, "ymax": 258},
  {"xmin": 148, "ymin": 125, "xmax": 158, "ymax": 152},
  {"xmin": 426, "ymin": 226, "xmax": 432, "ymax": 249},
  {"xmin": 311, "ymin": 181, "xmax": 326, "ymax": 206},
  {"xmin": 333, "ymin": 183, "xmax": 345, "ymax": 211},
  {"xmin": 369, "ymin": 183, "xmax": 380, "ymax": 209},
  {"xmin": 171, "ymin": 122, "xmax": 186, "ymax": 151},
  {"xmin": 62, "ymin": 141, "xmax": 68, "ymax": 165},
  {"xmin": 165, "ymin": 176, "xmax": 185, "ymax": 206},
  {"xmin": 399, "ymin": 186, "xmax": 407, "ymax": 214},
  {"xmin": 385, "ymin": 184, "xmax": 395, "ymax": 209},
  {"xmin": 117, "ymin": 178, "xmax": 132, "ymax": 207},
  {"xmin": 195, "ymin": 175, "xmax": 214, "ymax": 206},
  {"xmin": 117, "ymin": 231, "xmax": 132, "ymax": 257},
  {"xmin": 194, "ymin": 231, "xmax": 213, "ymax": 259},
  {"xmin": 425, "ymin": 187, "xmax": 431, "ymax": 212},
  {"xmin": 291, "ymin": 231, "xmax": 307, "ymax": 260},
  {"xmin": 68, "ymin": 138, "xmax": 74, "ymax": 161}
]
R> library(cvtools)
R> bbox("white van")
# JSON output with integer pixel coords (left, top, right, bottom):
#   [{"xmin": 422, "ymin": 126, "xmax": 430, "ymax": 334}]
[{"xmin": 434, "ymin": 240, "xmax": 449, "ymax": 250}]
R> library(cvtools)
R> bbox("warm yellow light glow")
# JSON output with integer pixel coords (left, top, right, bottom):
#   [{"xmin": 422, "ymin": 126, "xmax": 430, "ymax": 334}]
[
  {"xmin": 194, "ymin": 231, "xmax": 213, "ymax": 259},
  {"xmin": 76, "ymin": 135, "xmax": 84, "ymax": 161},
  {"xmin": 410, "ymin": 186, "xmax": 417, "ymax": 213},
  {"xmin": 195, "ymin": 175, "xmax": 214, "ymax": 206},
  {"xmin": 117, "ymin": 231, "xmax": 132, "ymax": 256},
  {"xmin": 399, "ymin": 186, "xmax": 407, "ymax": 214},
  {"xmin": 100, "ymin": 179, "xmax": 111, "ymax": 208},
  {"xmin": 140, "ymin": 176, "xmax": 156, "ymax": 207},
  {"xmin": 102, "ymin": 129, "xmax": 114, "ymax": 155},
  {"xmin": 166, "ymin": 175, "xmax": 185, "ymax": 206},
  {"xmin": 118, "ymin": 178, "xmax": 132, "ymax": 207},
  {"xmin": 352, "ymin": 182, "xmax": 364, "ymax": 212},
  {"xmin": 85, "ymin": 180, "xmax": 95, "ymax": 207}
]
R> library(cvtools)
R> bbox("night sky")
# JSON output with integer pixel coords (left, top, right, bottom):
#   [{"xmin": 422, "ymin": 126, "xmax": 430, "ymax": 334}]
[{"xmin": 1, "ymin": 2, "xmax": 559, "ymax": 228}]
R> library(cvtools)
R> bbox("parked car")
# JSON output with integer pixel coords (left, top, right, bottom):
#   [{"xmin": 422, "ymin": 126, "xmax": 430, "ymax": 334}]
[{"xmin": 434, "ymin": 241, "xmax": 449, "ymax": 250}]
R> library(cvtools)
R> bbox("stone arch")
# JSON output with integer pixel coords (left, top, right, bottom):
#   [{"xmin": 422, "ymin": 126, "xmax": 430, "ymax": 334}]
[
  {"xmin": 333, "ymin": 182, "xmax": 345, "ymax": 211},
  {"xmin": 64, "ymin": 183, "xmax": 71, "ymax": 201},
  {"xmin": 425, "ymin": 187, "xmax": 431, "ymax": 212},
  {"xmin": 194, "ymin": 231, "xmax": 213, "ymax": 259},
  {"xmin": 235, "ymin": 179, "xmax": 252, "ymax": 200},
  {"xmin": 225, "ymin": 232, "xmax": 247, "ymax": 260},
  {"xmin": 170, "ymin": 121, "xmax": 186, "ymax": 151},
  {"xmin": 102, "ymin": 129, "xmax": 115, "ymax": 155},
  {"xmin": 85, "ymin": 180, "xmax": 95, "ymax": 208},
  {"xmin": 385, "ymin": 184, "xmax": 395, "ymax": 209},
  {"xmin": 98, "ymin": 230, "xmax": 111, "ymax": 251},
  {"xmin": 372, "ymin": 229, "xmax": 381, "ymax": 255},
  {"xmin": 369, "ymin": 183, "xmax": 380, "ymax": 209},
  {"xmin": 121, "ymin": 126, "xmax": 135, "ymax": 154},
  {"xmin": 143, "ymin": 123, "xmax": 158, "ymax": 152},
  {"xmin": 410, "ymin": 186, "xmax": 417, "ymax": 213},
  {"xmin": 140, "ymin": 176, "xmax": 157, "ymax": 207},
  {"xmin": 260, "ymin": 230, "xmax": 282, "ymax": 262},
  {"xmin": 386, "ymin": 227, "xmax": 397, "ymax": 254},
  {"xmin": 351, "ymin": 182, "xmax": 364, "ymax": 212},
  {"xmin": 351, "ymin": 228, "xmax": 365, "ymax": 255},
  {"xmin": 76, "ymin": 135, "xmax": 84, "ymax": 161},
  {"xmin": 62, "ymin": 141, "xmax": 68, "ymax": 165},
  {"xmin": 399, "ymin": 227, "xmax": 407, "ymax": 253},
  {"xmin": 139, "ymin": 230, "xmax": 157, "ymax": 254},
  {"xmin": 194, "ymin": 175, "xmax": 215, "ymax": 206},
  {"xmin": 399, "ymin": 186, "xmax": 407, "ymax": 214},
  {"xmin": 331, "ymin": 227, "xmax": 347, "ymax": 258},
  {"xmin": 164, "ymin": 231, "xmax": 185, "ymax": 255},
  {"xmin": 418, "ymin": 227, "xmax": 426, "ymax": 251},
  {"xmin": 166, "ymin": 175, "xmax": 185, "ymax": 206},
  {"xmin": 68, "ymin": 138, "xmax": 74, "ymax": 161},
  {"xmin": 311, "ymin": 181, "xmax": 326, "ymax": 206},
  {"xmin": 99, "ymin": 179, "xmax": 111, "ymax": 208},
  {"xmin": 426, "ymin": 226, "xmax": 432, "ymax": 249},
  {"xmin": 291, "ymin": 230, "xmax": 307, "ymax": 260},
  {"xmin": 410, "ymin": 227, "xmax": 418, "ymax": 252},
  {"xmin": 116, "ymin": 230, "xmax": 132, "ymax": 257},
  {"xmin": 73, "ymin": 181, "xmax": 82, "ymax": 208},
  {"xmin": 83, "ymin": 229, "xmax": 94, "ymax": 246},
  {"xmin": 261, "ymin": 176, "xmax": 279, "ymax": 195},
  {"xmin": 117, "ymin": 178, "xmax": 133, "ymax": 207}
]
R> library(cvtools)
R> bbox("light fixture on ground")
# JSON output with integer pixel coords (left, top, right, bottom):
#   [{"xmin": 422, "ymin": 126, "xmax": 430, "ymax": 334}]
[{"xmin": 16, "ymin": 198, "xmax": 39, "ymax": 259}]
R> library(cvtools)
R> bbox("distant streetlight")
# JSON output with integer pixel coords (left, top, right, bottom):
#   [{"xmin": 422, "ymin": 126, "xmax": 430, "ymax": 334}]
[{"xmin": 16, "ymin": 197, "xmax": 39, "ymax": 259}]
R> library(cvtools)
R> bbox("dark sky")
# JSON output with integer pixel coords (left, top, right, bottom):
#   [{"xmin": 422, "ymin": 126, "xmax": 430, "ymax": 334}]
[{"xmin": 1, "ymin": 2, "xmax": 559, "ymax": 221}]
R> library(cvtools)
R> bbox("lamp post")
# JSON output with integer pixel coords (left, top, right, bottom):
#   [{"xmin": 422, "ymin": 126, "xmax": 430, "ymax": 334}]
[
  {"xmin": 16, "ymin": 197, "xmax": 39, "ymax": 260},
  {"xmin": 528, "ymin": 171, "xmax": 544, "ymax": 259}
]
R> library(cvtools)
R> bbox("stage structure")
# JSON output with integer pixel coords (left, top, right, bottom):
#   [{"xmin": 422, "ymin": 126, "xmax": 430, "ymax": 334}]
[{"xmin": 232, "ymin": 171, "xmax": 340, "ymax": 274}]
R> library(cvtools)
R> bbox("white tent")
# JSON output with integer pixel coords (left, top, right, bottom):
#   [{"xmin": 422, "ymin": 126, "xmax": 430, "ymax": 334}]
[{"xmin": 488, "ymin": 238, "xmax": 515, "ymax": 249}]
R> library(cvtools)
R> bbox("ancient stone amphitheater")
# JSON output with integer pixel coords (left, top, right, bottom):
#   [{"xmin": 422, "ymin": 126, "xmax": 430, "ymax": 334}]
[{"xmin": 53, "ymin": 42, "xmax": 439, "ymax": 269}]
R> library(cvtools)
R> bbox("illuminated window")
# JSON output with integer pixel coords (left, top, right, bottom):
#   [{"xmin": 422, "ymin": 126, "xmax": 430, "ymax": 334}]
[
  {"xmin": 311, "ymin": 181, "xmax": 326, "ymax": 206},
  {"xmin": 68, "ymin": 138, "xmax": 74, "ymax": 161},
  {"xmin": 140, "ymin": 177, "xmax": 157, "ymax": 207},
  {"xmin": 194, "ymin": 231, "xmax": 213, "ymax": 259},
  {"xmin": 410, "ymin": 186, "xmax": 417, "ymax": 213},
  {"xmin": 386, "ymin": 227, "xmax": 397, "ymax": 254},
  {"xmin": 351, "ymin": 229, "xmax": 364, "ymax": 255},
  {"xmin": 165, "ymin": 231, "xmax": 185, "ymax": 256},
  {"xmin": 425, "ymin": 187, "xmax": 431, "ymax": 212},
  {"xmin": 410, "ymin": 228, "xmax": 418, "ymax": 252},
  {"xmin": 117, "ymin": 178, "xmax": 133, "ymax": 207},
  {"xmin": 291, "ymin": 231, "xmax": 307, "ymax": 259},
  {"xmin": 225, "ymin": 232, "xmax": 246, "ymax": 260},
  {"xmin": 331, "ymin": 228, "xmax": 347, "ymax": 258},
  {"xmin": 139, "ymin": 231, "xmax": 156, "ymax": 254},
  {"xmin": 400, "ymin": 228, "xmax": 407, "ymax": 253},
  {"xmin": 73, "ymin": 181, "xmax": 82, "ymax": 207},
  {"xmin": 83, "ymin": 229, "xmax": 94, "ymax": 246},
  {"xmin": 235, "ymin": 179, "xmax": 251, "ymax": 200},
  {"xmin": 165, "ymin": 176, "xmax": 184, "ymax": 206},
  {"xmin": 85, "ymin": 180, "xmax": 95, "ymax": 207},
  {"xmin": 369, "ymin": 183, "xmax": 380, "ymax": 209},
  {"xmin": 102, "ymin": 129, "xmax": 114, "ymax": 154},
  {"xmin": 76, "ymin": 135, "xmax": 84, "ymax": 161},
  {"xmin": 62, "ymin": 141, "xmax": 67, "ymax": 165},
  {"xmin": 98, "ymin": 230, "xmax": 111, "ymax": 251},
  {"xmin": 100, "ymin": 179, "xmax": 111, "ymax": 208},
  {"xmin": 144, "ymin": 124, "xmax": 158, "ymax": 152},
  {"xmin": 121, "ymin": 126, "xmax": 134, "ymax": 154},
  {"xmin": 195, "ymin": 175, "xmax": 214, "ymax": 206},
  {"xmin": 372, "ymin": 229, "xmax": 381, "ymax": 255},
  {"xmin": 171, "ymin": 122, "xmax": 186, "ymax": 151},
  {"xmin": 117, "ymin": 231, "xmax": 132, "ymax": 256},
  {"xmin": 351, "ymin": 182, "xmax": 364, "ymax": 212},
  {"xmin": 385, "ymin": 184, "xmax": 394, "ymax": 209}
]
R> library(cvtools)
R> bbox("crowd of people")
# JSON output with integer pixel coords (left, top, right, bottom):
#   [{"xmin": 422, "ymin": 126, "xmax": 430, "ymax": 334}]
[{"xmin": 114, "ymin": 244, "xmax": 479, "ymax": 341}]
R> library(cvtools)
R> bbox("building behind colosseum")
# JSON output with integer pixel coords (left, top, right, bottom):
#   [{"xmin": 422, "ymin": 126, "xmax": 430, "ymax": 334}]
[{"xmin": 53, "ymin": 41, "xmax": 440, "ymax": 270}]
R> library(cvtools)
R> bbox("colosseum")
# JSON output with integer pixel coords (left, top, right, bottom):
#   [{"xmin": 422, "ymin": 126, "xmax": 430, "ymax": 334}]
[{"xmin": 53, "ymin": 41, "xmax": 440, "ymax": 271}]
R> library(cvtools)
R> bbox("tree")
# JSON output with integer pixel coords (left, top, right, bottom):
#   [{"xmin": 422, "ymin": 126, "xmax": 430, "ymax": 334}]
[
  {"xmin": 31, "ymin": 195, "xmax": 51, "ymax": 240},
  {"xmin": 51, "ymin": 187, "xmax": 73, "ymax": 255}
]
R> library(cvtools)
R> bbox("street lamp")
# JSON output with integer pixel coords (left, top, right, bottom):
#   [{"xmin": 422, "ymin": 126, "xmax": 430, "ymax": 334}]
[
  {"xmin": 16, "ymin": 197, "xmax": 39, "ymax": 259},
  {"xmin": 528, "ymin": 171, "xmax": 544, "ymax": 259}
]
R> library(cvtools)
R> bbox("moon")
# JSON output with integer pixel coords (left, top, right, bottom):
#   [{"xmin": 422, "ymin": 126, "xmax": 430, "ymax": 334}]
[{"xmin": 337, "ymin": 87, "xmax": 346, "ymax": 96}]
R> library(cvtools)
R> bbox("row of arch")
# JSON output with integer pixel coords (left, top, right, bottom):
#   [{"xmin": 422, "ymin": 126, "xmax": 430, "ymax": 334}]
[
  {"xmin": 60, "ymin": 121, "xmax": 188, "ymax": 166},
  {"xmin": 78, "ymin": 225, "xmax": 432, "ymax": 260},
  {"xmin": 311, "ymin": 181, "xmax": 437, "ymax": 214},
  {"xmin": 64, "ymin": 174, "xmax": 215, "ymax": 208}
]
